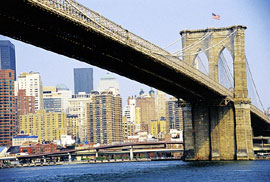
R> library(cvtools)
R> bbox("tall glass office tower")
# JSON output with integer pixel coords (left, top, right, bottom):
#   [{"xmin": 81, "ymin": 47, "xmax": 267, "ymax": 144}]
[
  {"xmin": 0, "ymin": 40, "xmax": 16, "ymax": 79},
  {"xmin": 74, "ymin": 68, "xmax": 93, "ymax": 94}
]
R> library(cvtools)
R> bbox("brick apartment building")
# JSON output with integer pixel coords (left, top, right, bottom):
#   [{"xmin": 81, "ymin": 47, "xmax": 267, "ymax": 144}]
[
  {"xmin": 19, "ymin": 143, "xmax": 59, "ymax": 155},
  {"xmin": 0, "ymin": 70, "xmax": 16, "ymax": 146}
]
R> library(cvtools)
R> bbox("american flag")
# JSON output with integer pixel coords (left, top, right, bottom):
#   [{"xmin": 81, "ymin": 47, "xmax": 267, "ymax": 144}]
[{"xmin": 212, "ymin": 13, "xmax": 220, "ymax": 20}]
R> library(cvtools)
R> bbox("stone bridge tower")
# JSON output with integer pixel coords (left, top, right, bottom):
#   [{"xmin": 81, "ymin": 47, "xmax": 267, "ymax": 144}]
[{"xmin": 180, "ymin": 25, "xmax": 254, "ymax": 160}]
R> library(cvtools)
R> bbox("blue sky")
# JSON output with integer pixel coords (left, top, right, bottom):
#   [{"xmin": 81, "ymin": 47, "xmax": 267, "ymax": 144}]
[{"xmin": 0, "ymin": 0, "xmax": 269, "ymax": 109}]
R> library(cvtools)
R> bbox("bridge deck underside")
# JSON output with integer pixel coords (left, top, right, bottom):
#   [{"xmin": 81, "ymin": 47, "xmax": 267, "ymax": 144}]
[{"xmin": 251, "ymin": 112, "xmax": 270, "ymax": 136}]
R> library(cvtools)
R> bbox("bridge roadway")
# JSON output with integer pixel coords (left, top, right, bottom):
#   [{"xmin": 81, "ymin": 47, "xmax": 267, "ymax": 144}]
[
  {"xmin": 16, "ymin": 141, "xmax": 183, "ymax": 159},
  {"xmin": 76, "ymin": 149, "xmax": 183, "ymax": 156},
  {"xmin": 0, "ymin": 0, "xmax": 269, "ymax": 126},
  {"xmin": 4, "ymin": 139, "xmax": 268, "ymax": 161}
]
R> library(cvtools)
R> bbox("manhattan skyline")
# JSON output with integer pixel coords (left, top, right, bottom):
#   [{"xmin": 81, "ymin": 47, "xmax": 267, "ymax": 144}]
[{"xmin": 0, "ymin": 0, "xmax": 269, "ymax": 108}]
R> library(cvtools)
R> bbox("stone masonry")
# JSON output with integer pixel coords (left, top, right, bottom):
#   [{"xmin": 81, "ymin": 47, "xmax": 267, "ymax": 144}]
[{"xmin": 180, "ymin": 25, "xmax": 254, "ymax": 160}]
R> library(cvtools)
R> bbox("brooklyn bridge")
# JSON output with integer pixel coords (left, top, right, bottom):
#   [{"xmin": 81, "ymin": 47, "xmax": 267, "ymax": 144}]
[{"xmin": 0, "ymin": 0, "xmax": 269, "ymax": 160}]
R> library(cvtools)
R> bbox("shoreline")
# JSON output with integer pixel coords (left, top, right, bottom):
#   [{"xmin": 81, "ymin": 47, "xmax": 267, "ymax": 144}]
[
  {"xmin": 0, "ymin": 158, "xmax": 182, "ymax": 169},
  {"xmin": 1, "ymin": 156, "xmax": 269, "ymax": 169}
]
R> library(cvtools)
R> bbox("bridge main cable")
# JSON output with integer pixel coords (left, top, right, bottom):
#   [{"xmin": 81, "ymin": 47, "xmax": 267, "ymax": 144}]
[{"xmin": 175, "ymin": 30, "xmax": 237, "ymax": 57}]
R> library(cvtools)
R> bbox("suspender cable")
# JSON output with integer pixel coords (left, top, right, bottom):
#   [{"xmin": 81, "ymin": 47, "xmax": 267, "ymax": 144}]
[{"xmin": 246, "ymin": 56, "xmax": 265, "ymax": 112}]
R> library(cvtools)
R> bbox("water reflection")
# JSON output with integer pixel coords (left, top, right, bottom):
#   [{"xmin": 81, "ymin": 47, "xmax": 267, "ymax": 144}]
[{"xmin": 0, "ymin": 161, "xmax": 269, "ymax": 182}]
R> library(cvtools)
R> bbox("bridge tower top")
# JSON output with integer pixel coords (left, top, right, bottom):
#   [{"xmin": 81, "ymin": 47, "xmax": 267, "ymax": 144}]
[
  {"xmin": 180, "ymin": 25, "xmax": 249, "ymax": 103},
  {"xmin": 180, "ymin": 25, "xmax": 246, "ymax": 35}
]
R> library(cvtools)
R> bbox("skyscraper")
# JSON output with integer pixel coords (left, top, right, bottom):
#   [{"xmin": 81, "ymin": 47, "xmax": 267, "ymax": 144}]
[
  {"xmin": 122, "ymin": 116, "xmax": 135, "ymax": 140},
  {"xmin": 74, "ymin": 68, "xmax": 93, "ymax": 94},
  {"xmin": 0, "ymin": 41, "xmax": 16, "ymax": 79},
  {"xmin": 166, "ymin": 97, "xmax": 183, "ymax": 132},
  {"xmin": 0, "ymin": 70, "xmax": 16, "ymax": 146},
  {"xmin": 155, "ymin": 90, "xmax": 167, "ymax": 120},
  {"xmin": 150, "ymin": 118, "xmax": 167, "ymax": 139},
  {"xmin": 16, "ymin": 89, "xmax": 35, "ymax": 132},
  {"xmin": 19, "ymin": 110, "xmax": 67, "ymax": 142},
  {"xmin": 136, "ymin": 89, "xmax": 156, "ymax": 133},
  {"xmin": 135, "ymin": 107, "xmax": 141, "ymax": 131},
  {"xmin": 123, "ymin": 96, "xmax": 138, "ymax": 135},
  {"xmin": 97, "ymin": 72, "xmax": 119, "ymax": 95},
  {"xmin": 43, "ymin": 85, "xmax": 72, "ymax": 113},
  {"xmin": 88, "ymin": 91, "xmax": 122, "ymax": 144},
  {"xmin": 127, "ymin": 96, "xmax": 136, "ymax": 124},
  {"xmin": 16, "ymin": 89, "xmax": 35, "ymax": 116},
  {"xmin": 17, "ymin": 72, "xmax": 43, "ymax": 111},
  {"xmin": 68, "ymin": 92, "xmax": 91, "ymax": 142},
  {"xmin": 66, "ymin": 114, "xmax": 79, "ymax": 140}
]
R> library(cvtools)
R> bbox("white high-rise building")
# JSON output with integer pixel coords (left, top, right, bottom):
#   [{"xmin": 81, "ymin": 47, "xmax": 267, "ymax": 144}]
[
  {"xmin": 97, "ymin": 73, "xmax": 119, "ymax": 95},
  {"xmin": 17, "ymin": 72, "xmax": 43, "ymax": 111},
  {"xmin": 68, "ymin": 92, "xmax": 92, "ymax": 142},
  {"xmin": 124, "ymin": 105, "xmax": 131, "ymax": 123},
  {"xmin": 57, "ymin": 85, "xmax": 73, "ymax": 114},
  {"xmin": 43, "ymin": 84, "xmax": 72, "ymax": 113},
  {"xmin": 123, "ymin": 96, "xmax": 139, "ymax": 132},
  {"xmin": 127, "ymin": 96, "xmax": 136, "ymax": 124}
]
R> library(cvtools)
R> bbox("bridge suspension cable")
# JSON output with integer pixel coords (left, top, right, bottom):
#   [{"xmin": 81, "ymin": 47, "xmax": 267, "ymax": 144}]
[
  {"xmin": 173, "ymin": 32, "xmax": 212, "ymax": 55},
  {"xmin": 246, "ymin": 56, "xmax": 265, "ymax": 112},
  {"xmin": 193, "ymin": 54, "xmax": 209, "ymax": 75},
  {"xmin": 220, "ymin": 52, "xmax": 234, "ymax": 82},
  {"xmin": 163, "ymin": 35, "xmax": 185, "ymax": 50},
  {"xmin": 163, "ymin": 31, "xmax": 212, "ymax": 52},
  {"xmin": 218, "ymin": 52, "xmax": 234, "ymax": 90},
  {"xmin": 175, "ymin": 30, "xmax": 237, "ymax": 57},
  {"xmin": 153, "ymin": 31, "xmax": 213, "ymax": 57},
  {"xmin": 154, "ymin": 30, "xmax": 236, "ymax": 89}
]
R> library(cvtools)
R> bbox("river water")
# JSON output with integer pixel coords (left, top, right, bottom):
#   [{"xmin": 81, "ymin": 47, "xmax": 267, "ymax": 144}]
[{"xmin": 0, "ymin": 160, "xmax": 269, "ymax": 182}]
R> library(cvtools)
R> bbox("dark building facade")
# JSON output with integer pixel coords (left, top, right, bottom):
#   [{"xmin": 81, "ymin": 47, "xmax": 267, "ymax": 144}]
[
  {"xmin": 43, "ymin": 98, "xmax": 62, "ymax": 112},
  {"xmin": 166, "ymin": 98, "xmax": 183, "ymax": 131},
  {"xmin": 0, "ymin": 70, "xmax": 16, "ymax": 146},
  {"xmin": 0, "ymin": 41, "xmax": 16, "ymax": 79},
  {"xmin": 74, "ymin": 68, "xmax": 93, "ymax": 94}
]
